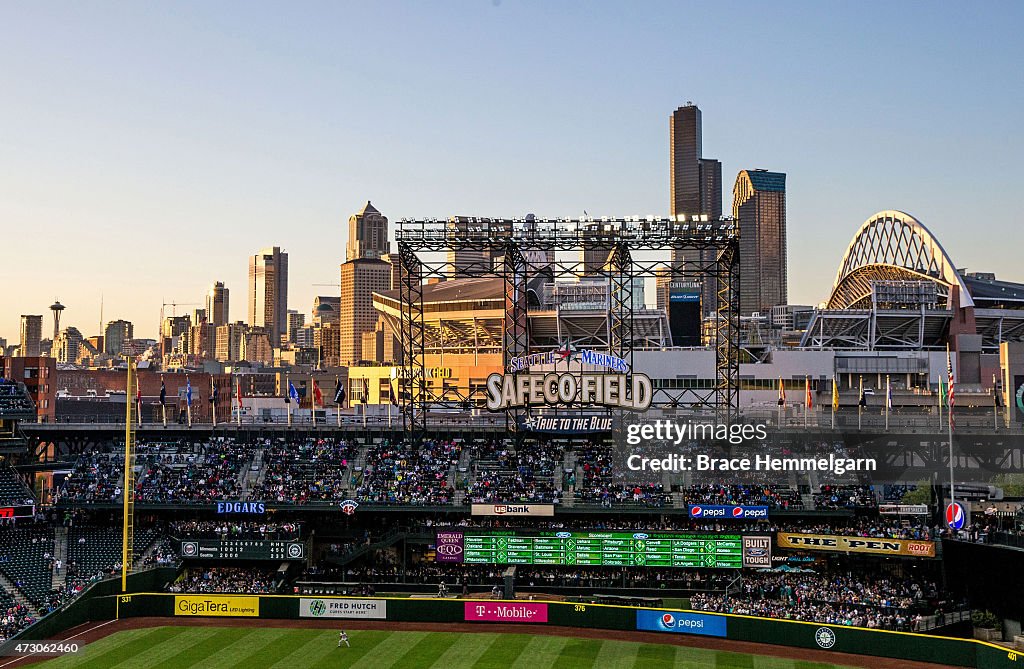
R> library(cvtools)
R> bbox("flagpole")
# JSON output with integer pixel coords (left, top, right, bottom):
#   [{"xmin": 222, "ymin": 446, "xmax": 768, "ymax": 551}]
[
  {"xmin": 136, "ymin": 376, "xmax": 142, "ymax": 427},
  {"xmin": 336, "ymin": 375, "xmax": 341, "ymax": 427},
  {"xmin": 803, "ymin": 376, "xmax": 808, "ymax": 428},
  {"xmin": 311, "ymin": 374, "xmax": 317, "ymax": 428},
  {"xmin": 938, "ymin": 375, "xmax": 943, "ymax": 431},
  {"xmin": 287, "ymin": 372, "xmax": 292, "ymax": 427},
  {"xmin": 947, "ymin": 344, "xmax": 955, "ymax": 534},
  {"xmin": 885, "ymin": 375, "xmax": 890, "ymax": 431},
  {"xmin": 186, "ymin": 375, "xmax": 192, "ymax": 428},
  {"xmin": 858, "ymin": 375, "xmax": 863, "ymax": 431},
  {"xmin": 236, "ymin": 374, "xmax": 242, "ymax": 427},
  {"xmin": 211, "ymin": 377, "xmax": 217, "ymax": 427},
  {"xmin": 161, "ymin": 375, "xmax": 167, "ymax": 428},
  {"xmin": 831, "ymin": 375, "xmax": 836, "ymax": 430},
  {"xmin": 993, "ymin": 374, "xmax": 999, "ymax": 432}
]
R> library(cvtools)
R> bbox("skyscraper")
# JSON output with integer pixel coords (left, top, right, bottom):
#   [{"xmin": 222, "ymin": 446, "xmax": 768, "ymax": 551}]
[
  {"xmin": 732, "ymin": 169, "xmax": 788, "ymax": 316},
  {"xmin": 346, "ymin": 201, "xmax": 389, "ymax": 261},
  {"xmin": 104, "ymin": 320, "xmax": 134, "ymax": 355},
  {"xmin": 339, "ymin": 259, "xmax": 392, "ymax": 365},
  {"xmin": 206, "ymin": 281, "xmax": 230, "ymax": 326},
  {"xmin": 670, "ymin": 104, "xmax": 723, "ymax": 315},
  {"xmin": 19, "ymin": 315, "xmax": 43, "ymax": 357},
  {"xmin": 54, "ymin": 326, "xmax": 83, "ymax": 364},
  {"xmin": 248, "ymin": 247, "xmax": 288, "ymax": 346}
]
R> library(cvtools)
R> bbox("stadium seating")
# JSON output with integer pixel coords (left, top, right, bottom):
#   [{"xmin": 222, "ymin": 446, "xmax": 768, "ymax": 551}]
[
  {"xmin": 0, "ymin": 527, "xmax": 54, "ymax": 607},
  {"xmin": 0, "ymin": 466, "xmax": 34, "ymax": 506}
]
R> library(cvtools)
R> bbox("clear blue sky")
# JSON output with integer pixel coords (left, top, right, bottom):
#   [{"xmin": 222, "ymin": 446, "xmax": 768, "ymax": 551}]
[{"xmin": 2, "ymin": 1, "xmax": 1021, "ymax": 341}]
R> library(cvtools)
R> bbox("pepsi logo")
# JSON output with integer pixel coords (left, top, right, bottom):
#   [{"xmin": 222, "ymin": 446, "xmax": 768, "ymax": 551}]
[
  {"xmin": 691, "ymin": 507, "xmax": 703, "ymax": 517},
  {"xmin": 660, "ymin": 613, "xmax": 676, "ymax": 628},
  {"xmin": 732, "ymin": 506, "xmax": 744, "ymax": 517},
  {"xmin": 945, "ymin": 502, "xmax": 965, "ymax": 530}
]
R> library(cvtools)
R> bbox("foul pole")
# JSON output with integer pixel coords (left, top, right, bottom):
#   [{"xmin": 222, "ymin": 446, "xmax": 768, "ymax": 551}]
[{"xmin": 121, "ymin": 360, "xmax": 137, "ymax": 592}]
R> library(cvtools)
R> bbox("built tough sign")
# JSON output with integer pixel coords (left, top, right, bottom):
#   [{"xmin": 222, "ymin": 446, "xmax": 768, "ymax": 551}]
[{"xmin": 776, "ymin": 533, "xmax": 936, "ymax": 558}]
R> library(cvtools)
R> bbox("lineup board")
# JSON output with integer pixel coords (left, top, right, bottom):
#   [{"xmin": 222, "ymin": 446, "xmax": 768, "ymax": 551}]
[{"xmin": 442, "ymin": 531, "xmax": 744, "ymax": 568}]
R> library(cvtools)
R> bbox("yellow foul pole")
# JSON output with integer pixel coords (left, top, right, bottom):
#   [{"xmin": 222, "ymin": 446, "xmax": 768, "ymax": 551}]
[{"xmin": 121, "ymin": 360, "xmax": 136, "ymax": 592}]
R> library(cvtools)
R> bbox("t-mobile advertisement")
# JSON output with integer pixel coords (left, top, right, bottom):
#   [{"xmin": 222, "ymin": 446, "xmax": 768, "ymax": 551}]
[{"xmin": 464, "ymin": 602, "xmax": 548, "ymax": 623}]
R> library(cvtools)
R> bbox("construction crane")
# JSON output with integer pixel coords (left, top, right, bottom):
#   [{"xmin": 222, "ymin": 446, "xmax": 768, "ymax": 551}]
[{"xmin": 159, "ymin": 300, "xmax": 200, "ymax": 337}]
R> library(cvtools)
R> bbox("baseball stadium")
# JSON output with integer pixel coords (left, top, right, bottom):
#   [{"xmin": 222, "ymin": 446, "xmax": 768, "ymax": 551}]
[{"xmin": 0, "ymin": 210, "xmax": 1023, "ymax": 669}]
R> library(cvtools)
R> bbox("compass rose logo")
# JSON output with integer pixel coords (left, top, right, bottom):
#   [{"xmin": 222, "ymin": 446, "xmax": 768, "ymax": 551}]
[{"xmin": 814, "ymin": 627, "xmax": 836, "ymax": 649}]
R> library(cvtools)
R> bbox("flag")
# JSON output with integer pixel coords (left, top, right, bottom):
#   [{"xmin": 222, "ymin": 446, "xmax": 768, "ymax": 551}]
[
  {"xmin": 938, "ymin": 375, "xmax": 946, "ymax": 408},
  {"xmin": 994, "ymin": 375, "xmax": 1004, "ymax": 407},
  {"xmin": 362, "ymin": 378, "xmax": 370, "ymax": 404},
  {"xmin": 236, "ymin": 375, "xmax": 243, "ymax": 406},
  {"xmin": 186, "ymin": 377, "xmax": 193, "ymax": 405},
  {"xmin": 947, "ymin": 345, "xmax": 955, "ymax": 429},
  {"xmin": 831, "ymin": 376, "xmax": 839, "ymax": 411},
  {"xmin": 886, "ymin": 375, "xmax": 893, "ymax": 411},
  {"xmin": 804, "ymin": 377, "xmax": 813, "ymax": 410},
  {"xmin": 858, "ymin": 376, "xmax": 867, "ymax": 407},
  {"xmin": 946, "ymin": 346, "xmax": 955, "ymax": 410},
  {"xmin": 777, "ymin": 378, "xmax": 786, "ymax": 406},
  {"xmin": 210, "ymin": 383, "xmax": 218, "ymax": 403},
  {"xmin": 312, "ymin": 380, "xmax": 323, "ymax": 406},
  {"xmin": 333, "ymin": 380, "xmax": 345, "ymax": 405},
  {"xmin": 159, "ymin": 379, "xmax": 166, "ymax": 406},
  {"xmin": 389, "ymin": 377, "xmax": 398, "ymax": 406},
  {"xmin": 288, "ymin": 382, "xmax": 299, "ymax": 404}
]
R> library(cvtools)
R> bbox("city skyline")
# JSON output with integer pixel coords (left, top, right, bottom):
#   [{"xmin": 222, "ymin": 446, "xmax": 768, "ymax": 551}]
[{"xmin": 2, "ymin": 2, "xmax": 1022, "ymax": 341}]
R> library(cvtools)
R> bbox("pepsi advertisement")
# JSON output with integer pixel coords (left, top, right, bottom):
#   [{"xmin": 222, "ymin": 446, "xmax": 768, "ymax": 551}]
[
  {"xmin": 636, "ymin": 609, "xmax": 727, "ymax": 637},
  {"xmin": 688, "ymin": 505, "xmax": 769, "ymax": 520}
]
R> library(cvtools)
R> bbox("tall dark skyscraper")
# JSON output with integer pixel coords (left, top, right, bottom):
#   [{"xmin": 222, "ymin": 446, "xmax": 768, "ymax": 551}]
[
  {"xmin": 670, "ymin": 103, "xmax": 722, "ymax": 315},
  {"xmin": 732, "ymin": 169, "xmax": 788, "ymax": 316}
]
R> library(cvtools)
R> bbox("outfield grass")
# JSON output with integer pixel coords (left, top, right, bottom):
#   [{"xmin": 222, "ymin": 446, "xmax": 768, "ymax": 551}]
[{"xmin": 32, "ymin": 627, "xmax": 861, "ymax": 669}]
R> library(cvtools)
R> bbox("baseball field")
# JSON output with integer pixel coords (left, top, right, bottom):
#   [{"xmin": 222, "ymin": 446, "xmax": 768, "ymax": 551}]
[{"xmin": 26, "ymin": 626, "xmax": 864, "ymax": 669}]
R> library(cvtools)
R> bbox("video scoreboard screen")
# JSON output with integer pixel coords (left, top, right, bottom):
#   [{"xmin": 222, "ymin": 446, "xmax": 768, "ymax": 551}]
[{"xmin": 435, "ymin": 530, "xmax": 744, "ymax": 568}]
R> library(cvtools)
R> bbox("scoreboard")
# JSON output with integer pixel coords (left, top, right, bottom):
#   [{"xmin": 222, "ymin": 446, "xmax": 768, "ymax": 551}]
[
  {"xmin": 180, "ymin": 539, "xmax": 305, "ymax": 561},
  {"xmin": 436, "ymin": 531, "xmax": 744, "ymax": 568}
]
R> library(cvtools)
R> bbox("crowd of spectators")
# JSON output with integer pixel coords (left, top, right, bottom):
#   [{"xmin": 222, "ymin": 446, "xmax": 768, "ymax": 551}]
[
  {"xmin": 249, "ymin": 437, "xmax": 359, "ymax": 504},
  {"xmin": 169, "ymin": 520, "xmax": 301, "ymax": 540},
  {"xmin": 166, "ymin": 567, "xmax": 279, "ymax": 594},
  {"xmin": 356, "ymin": 439, "xmax": 460, "ymax": 505},
  {"xmin": 462, "ymin": 441, "xmax": 560, "ymax": 504},
  {"xmin": 0, "ymin": 602, "xmax": 34, "ymax": 643},
  {"xmin": 814, "ymin": 484, "xmax": 877, "ymax": 509},
  {"xmin": 691, "ymin": 570, "xmax": 940, "ymax": 631},
  {"xmin": 134, "ymin": 440, "xmax": 255, "ymax": 503},
  {"xmin": 679, "ymin": 484, "xmax": 803, "ymax": 510},
  {"xmin": 55, "ymin": 453, "xmax": 122, "ymax": 504},
  {"xmin": 572, "ymin": 445, "xmax": 670, "ymax": 507}
]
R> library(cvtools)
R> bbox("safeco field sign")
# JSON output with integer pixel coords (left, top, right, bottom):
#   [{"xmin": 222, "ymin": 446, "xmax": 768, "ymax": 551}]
[
  {"xmin": 174, "ymin": 596, "xmax": 259, "ymax": 617},
  {"xmin": 300, "ymin": 598, "xmax": 387, "ymax": 619}
]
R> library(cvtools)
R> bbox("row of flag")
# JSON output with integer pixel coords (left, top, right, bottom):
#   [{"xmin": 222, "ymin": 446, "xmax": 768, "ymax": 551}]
[
  {"xmin": 140, "ymin": 375, "xmax": 396, "ymax": 408},
  {"xmin": 774, "ymin": 344, "xmax": 959, "ymax": 425}
]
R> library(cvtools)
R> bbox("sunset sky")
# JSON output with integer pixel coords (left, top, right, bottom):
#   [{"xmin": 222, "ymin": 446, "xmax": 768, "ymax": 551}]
[{"xmin": 2, "ymin": 1, "xmax": 1021, "ymax": 340}]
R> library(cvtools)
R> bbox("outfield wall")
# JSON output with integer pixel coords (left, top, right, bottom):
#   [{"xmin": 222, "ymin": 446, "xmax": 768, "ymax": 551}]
[{"xmin": 88, "ymin": 593, "xmax": 1020, "ymax": 669}]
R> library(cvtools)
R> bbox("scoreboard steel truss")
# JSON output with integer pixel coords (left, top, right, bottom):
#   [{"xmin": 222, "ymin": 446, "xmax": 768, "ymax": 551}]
[{"xmin": 395, "ymin": 216, "xmax": 741, "ymax": 437}]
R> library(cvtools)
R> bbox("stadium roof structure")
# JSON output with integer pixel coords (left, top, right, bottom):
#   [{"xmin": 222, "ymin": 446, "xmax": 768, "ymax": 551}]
[
  {"xmin": 803, "ymin": 210, "xmax": 1024, "ymax": 351},
  {"xmin": 372, "ymin": 277, "xmax": 672, "ymax": 354}
]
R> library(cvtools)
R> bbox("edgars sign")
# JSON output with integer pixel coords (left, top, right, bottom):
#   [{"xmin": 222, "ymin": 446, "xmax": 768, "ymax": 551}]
[{"xmin": 215, "ymin": 502, "xmax": 265, "ymax": 514}]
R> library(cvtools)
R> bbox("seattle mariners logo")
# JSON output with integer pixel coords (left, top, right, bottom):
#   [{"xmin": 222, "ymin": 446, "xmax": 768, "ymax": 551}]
[
  {"xmin": 308, "ymin": 599, "xmax": 326, "ymax": 617},
  {"xmin": 814, "ymin": 627, "xmax": 836, "ymax": 649},
  {"xmin": 287, "ymin": 543, "xmax": 304, "ymax": 559}
]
